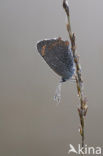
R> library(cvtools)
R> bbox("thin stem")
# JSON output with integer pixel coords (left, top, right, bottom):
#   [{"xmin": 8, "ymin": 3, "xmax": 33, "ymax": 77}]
[{"xmin": 63, "ymin": 0, "xmax": 88, "ymax": 152}]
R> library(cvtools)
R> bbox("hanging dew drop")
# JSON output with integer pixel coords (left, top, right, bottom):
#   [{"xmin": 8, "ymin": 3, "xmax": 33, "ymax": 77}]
[{"xmin": 54, "ymin": 81, "xmax": 62, "ymax": 104}]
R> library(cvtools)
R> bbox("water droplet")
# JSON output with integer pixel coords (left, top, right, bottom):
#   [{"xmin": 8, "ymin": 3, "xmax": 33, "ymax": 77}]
[{"xmin": 54, "ymin": 81, "xmax": 62, "ymax": 104}]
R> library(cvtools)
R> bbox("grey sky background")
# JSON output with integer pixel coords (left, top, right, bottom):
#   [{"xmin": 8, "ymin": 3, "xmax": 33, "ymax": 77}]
[{"xmin": 0, "ymin": 0, "xmax": 103, "ymax": 156}]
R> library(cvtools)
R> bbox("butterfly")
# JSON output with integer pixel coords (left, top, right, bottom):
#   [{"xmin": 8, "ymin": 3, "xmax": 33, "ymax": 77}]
[{"xmin": 37, "ymin": 37, "xmax": 75, "ymax": 82}]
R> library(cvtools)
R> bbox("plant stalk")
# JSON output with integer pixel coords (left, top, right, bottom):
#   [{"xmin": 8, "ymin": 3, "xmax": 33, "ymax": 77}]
[{"xmin": 63, "ymin": 0, "xmax": 88, "ymax": 152}]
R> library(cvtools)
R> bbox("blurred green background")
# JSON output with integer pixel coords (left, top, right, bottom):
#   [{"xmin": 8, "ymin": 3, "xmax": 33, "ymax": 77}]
[{"xmin": 0, "ymin": 0, "xmax": 103, "ymax": 156}]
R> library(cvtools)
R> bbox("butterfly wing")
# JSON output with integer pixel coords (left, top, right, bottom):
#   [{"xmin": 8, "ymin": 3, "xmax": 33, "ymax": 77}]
[{"xmin": 37, "ymin": 38, "xmax": 74, "ymax": 81}]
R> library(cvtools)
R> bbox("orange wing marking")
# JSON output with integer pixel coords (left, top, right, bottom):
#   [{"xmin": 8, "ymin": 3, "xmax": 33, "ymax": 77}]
[{"xmin": 41, "ymin": 45, "xmax": 46, "ymax": 56}]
